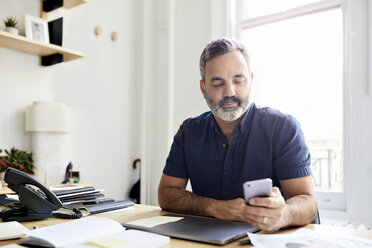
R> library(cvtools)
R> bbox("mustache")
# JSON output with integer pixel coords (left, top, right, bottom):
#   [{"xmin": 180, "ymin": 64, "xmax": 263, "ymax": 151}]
[{"xmin": 218, "ymin": 96, "xmax": 241, "ymax": 108}]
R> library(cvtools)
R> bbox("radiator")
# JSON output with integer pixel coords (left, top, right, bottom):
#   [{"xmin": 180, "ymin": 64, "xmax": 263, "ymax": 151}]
[{"xmin": 321, "ymin": 217, "xmax": 371, "ymax": 230}]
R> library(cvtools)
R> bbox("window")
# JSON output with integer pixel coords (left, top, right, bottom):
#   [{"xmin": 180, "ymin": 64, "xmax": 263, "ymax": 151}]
[
  {"xmin": 243, "ymin": 0, "xmax": 321, "ymax": 19},
  {"xmin": 234, "ymin": 0, "xmax": 345, "ymax": 210}
]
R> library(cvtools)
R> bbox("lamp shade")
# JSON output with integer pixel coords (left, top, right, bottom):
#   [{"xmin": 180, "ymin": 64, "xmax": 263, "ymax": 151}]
[{"xmin": 25, "ymin": 102, "xmax": 71, "ymax": 133}]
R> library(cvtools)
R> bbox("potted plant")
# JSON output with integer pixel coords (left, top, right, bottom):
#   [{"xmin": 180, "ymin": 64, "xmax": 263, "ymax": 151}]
[
  {"xmin": 0, "ymin": 147, "xmax": 35, "ymax": 175},
  {"xmin": 3, "ymin": 17, "xmax": 19, "ymax": 35}
]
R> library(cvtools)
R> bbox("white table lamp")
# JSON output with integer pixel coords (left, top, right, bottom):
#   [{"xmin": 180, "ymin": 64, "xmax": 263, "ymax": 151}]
[{"xmin": 25, "ymin": 102, "xmax": 72, "ymax": 184}]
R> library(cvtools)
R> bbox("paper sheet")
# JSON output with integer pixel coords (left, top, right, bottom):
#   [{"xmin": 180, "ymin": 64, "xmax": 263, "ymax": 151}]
[
  {"xmin": 62, "ymin": 230, "xmax": 169, "ymax": 248},
  {"xmin": 248, "ymin": 228, "xmax": 372, "ymax": 248},
  {"xmin": 0, "ymin": 245, "xmax": 26, "ymax": 248},
  {"xmin": 23, "ymin": 216, "xmax": 170, "ymax": 248},
  {"xmin": 24, "ymin": 217, "xmax": 124, "ymax": 247},
  {"xmin": 49, "ymin": 185, "xmax": 87, "ymax": 191},
  {"xmin": 88, "ymin": 237, "xmax": 128, "ymax": 248},
  {"xmin": 5, "ymin": 194, "xmax": 19, "ymax": 200},
  {"xmin": 0, "ymin": 221, "xmax": 28, "ymax": 240},
  {"xmin": 125, "ymin": 216, "xmax": 184, "ymax": 228}
]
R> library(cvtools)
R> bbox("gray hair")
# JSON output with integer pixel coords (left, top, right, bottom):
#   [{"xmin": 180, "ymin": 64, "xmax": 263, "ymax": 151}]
[{"xmin": 199, "ymin": 37, "xmax": 251, "ymax": 83}]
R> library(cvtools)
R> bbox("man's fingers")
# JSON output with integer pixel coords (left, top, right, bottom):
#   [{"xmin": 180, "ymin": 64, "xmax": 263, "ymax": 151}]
[
  {"xmin": 249, "ymin": 197, "xmax": 268, "ymax": 206},
  {"xmin": 272, "ymin": 187, "xmax": 281, "ymax": 196},
  {"xmin": 243, "ymin": 215, "xmax": 278, "ymax": 232},
  {"xmin": 249, "ymin": 187, "xmax": 284, "ymax": 208},
  {"xmin": 249, "ymin": 196, "xmax": 279, "ymax": 207}
]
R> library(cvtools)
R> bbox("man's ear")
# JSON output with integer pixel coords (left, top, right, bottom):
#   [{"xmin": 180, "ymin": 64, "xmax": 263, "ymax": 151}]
[{"xmin": 200, "ymin": 80, "xmax": 205, "ymax": 97}]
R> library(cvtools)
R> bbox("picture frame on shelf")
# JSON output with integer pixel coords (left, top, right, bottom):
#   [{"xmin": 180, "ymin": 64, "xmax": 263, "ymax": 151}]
[{"xmin": 25, "ymin": 14, "xmax": 49, "ymax": 44}]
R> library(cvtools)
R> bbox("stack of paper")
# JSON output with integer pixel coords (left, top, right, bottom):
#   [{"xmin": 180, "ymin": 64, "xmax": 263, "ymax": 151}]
[
  {"xmin": 248, "ymin": 228, "xmax": 372, "ymax": 248},
  {"xmin": 51, "ymin": 186, "xmax": 107, "ymax": 205}
]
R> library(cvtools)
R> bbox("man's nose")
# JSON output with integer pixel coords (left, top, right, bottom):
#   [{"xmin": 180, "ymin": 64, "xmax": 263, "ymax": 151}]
[{"xmin": 224, "ymin": 81, "xmax": 236, "ymax": 97}]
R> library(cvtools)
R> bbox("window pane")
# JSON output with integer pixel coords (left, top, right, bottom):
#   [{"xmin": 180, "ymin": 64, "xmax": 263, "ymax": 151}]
[
  {"xmin": 243, "ymin": 0, "xmax": 321, "ymax": 19},
  {"xmin": 241, "ymin": 9, "xmax": 343, "ymax": 191}
]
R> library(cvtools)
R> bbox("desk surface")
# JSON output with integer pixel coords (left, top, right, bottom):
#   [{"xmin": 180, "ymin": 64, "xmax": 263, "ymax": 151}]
[{"xmin": 1, "ymin": 204, "xmax": 372, "ymax": 247}]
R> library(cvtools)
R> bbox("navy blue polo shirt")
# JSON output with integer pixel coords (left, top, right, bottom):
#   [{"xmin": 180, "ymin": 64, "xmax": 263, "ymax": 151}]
[{"xmin": 163, "ymin": 103, "xmax": 311, "ymax": 200}]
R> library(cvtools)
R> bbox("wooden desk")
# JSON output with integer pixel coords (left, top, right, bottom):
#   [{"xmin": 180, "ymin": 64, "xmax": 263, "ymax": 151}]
[{"xmin": 1, "ymin": 204, "xmax": 372, "ymax": 247}]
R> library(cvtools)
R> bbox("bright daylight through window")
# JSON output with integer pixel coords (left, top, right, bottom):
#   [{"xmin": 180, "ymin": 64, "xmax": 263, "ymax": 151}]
[{"xmin": 240, "ymin": 1, "xmax": 343, "ymax": 192}]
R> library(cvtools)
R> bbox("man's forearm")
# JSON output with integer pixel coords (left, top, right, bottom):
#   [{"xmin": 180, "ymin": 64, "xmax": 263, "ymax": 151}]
[
  {"xmin": 158, "ymin": 186, "xmax": 247, "ymax": 222},
  {"xmin": 283, "ymin": 194, "xmax": 318, "ymax": 227},
  {"xmin": 158, "ymin": 186, "xmax": 217, "ymax": 217}
]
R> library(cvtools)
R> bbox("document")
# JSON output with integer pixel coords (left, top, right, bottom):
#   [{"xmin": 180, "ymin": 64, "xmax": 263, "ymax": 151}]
[
  {"xmin": 24, "ymin": 216, "xmax": 169, "ymax": 248},
  {"xmin": 0, "ymin": 221, "xmax": 28, "ymax": 240},
  {"xmin": 0, "ymin": 245, "xmax": 25, "ymax": 248},
  {"xmin": 248, "ymin": 228, "xmax": 372, "ymax": 248},
  {"xmin": 126, "ymin": 216, "xmax": 184, "ymax": 228}
]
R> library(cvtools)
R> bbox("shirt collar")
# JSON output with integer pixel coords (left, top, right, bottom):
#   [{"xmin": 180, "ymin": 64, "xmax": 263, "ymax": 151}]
[
  {"xmin": 211, "ymin": 114, "xmax": 223, "ymax": 136},
  {"xmin": 236, "ymin": 103, "xmax": 254, "ymax": 134}
]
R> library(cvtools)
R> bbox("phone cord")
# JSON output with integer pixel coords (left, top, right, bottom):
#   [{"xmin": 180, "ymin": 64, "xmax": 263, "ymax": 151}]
[{"xmin": 51, "ymin": 208, "xmax": 83, "ymax": 219}]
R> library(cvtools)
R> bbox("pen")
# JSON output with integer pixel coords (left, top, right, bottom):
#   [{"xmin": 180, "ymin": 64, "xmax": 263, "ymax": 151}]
[{"xmin": 239, "ymin": 239, "xmax": 252, "ymax": 245}]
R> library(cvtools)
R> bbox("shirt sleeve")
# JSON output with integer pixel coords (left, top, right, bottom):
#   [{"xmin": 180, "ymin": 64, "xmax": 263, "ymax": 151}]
[
  {"xmin": 272, "ymin": 114, "xmax": 312, "ymax": 180},
  {"xmin": 162, "ymin": 121, "xmax": 189, "ymax": 179}
]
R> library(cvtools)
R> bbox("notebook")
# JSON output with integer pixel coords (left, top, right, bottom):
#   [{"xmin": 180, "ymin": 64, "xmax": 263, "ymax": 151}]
[
  {"xmin": 79, "ymin": 200, "xmax": 134, "ymax": 214},
  {"xmin": 123, "ymin": 214, "xmax": 259, "ymax": 245}
]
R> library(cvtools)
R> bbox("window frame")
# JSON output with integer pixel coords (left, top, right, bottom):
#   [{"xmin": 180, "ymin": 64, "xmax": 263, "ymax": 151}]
[{"xmin": 231, "ymin": 0, "xmax": 348, "ymax": 211}]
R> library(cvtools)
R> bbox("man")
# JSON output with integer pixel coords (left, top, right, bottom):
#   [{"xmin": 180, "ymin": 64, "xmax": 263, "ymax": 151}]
[{"xmin": 158, "ymin": 37, "xmax": 317, "ymax": 231}]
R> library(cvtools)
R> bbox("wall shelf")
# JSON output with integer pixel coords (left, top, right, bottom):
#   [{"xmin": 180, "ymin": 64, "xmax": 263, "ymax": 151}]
[
  {"xmin": 0, "ymin": 0, "xmax": 86, "ymax": 66},
  {"xmin": 63, "ymin": 0, "xmax": 88, "ymax": 9},
  {"xmin": 42, "ymin": 0, "xmax": 88, "ymax": 12},
  {"xmin": 0, "ymin": 30, "xmax": 84, "ymax": 63}
]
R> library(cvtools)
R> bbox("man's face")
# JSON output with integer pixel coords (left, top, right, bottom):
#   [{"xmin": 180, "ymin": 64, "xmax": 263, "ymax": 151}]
[{"xmin": 200, "ymin": 51, "xmax": 252, "ymax": 122}]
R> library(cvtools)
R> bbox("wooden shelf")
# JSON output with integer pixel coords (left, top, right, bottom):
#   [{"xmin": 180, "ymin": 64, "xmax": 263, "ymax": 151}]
[
  {"xmin": 0, "ymin": 30, "xmax": 84, "ymax": 63},
  {"xmin": 1, "ymin": 1, "xmax": 87, "ymax": 66},
  {"xmin": 63, "ymin": 0, "xmax": 88, "ymax": 9},
  {"xmin": 41, "ymin": 0, "xmax": 87, "ymax": 12}
]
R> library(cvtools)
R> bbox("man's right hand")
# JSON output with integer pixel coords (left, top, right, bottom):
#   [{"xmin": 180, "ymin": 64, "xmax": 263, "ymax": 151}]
[
  {"xmin": 158, "ymin": 174, "xmax": 249, "ymax": 222},
  {"xmin": 211, "ymin": 198, "xmax": 247, "ymax": 222}
]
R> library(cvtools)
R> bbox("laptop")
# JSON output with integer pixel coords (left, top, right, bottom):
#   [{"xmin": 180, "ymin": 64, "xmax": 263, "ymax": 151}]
[{"xmin": 122, "ymin": 214, "xmax": 259, "ymax": 245}]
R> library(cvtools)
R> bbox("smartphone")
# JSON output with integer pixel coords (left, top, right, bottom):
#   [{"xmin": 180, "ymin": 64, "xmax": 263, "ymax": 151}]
[{"xmin": 243, "ymin": 178, "xmax": 272, "ymax": 204}]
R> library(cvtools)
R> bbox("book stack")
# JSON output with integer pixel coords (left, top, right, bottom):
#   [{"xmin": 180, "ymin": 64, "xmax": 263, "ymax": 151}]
[
  {"xmin": 50, "ymin": 185, "xmax": 134, "ymax": 215},
  {"xmin": 51, "ymin": 186, "xmax": 110, "ymax": 207}
]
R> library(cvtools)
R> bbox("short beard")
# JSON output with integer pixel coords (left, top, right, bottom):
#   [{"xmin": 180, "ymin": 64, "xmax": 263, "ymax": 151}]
[{"xmin": 204, "ymin": 93, "xmax": 249, "ymax": 121}]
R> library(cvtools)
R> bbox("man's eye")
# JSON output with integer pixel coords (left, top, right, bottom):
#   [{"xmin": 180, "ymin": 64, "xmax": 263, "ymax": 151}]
[
  {"xmin": 211, "ymin": 82, "xmax": 223, "ymax": 87},
  {"xmin": 234, "ymin": 80, "xmax": 244, "ymax": 84}
]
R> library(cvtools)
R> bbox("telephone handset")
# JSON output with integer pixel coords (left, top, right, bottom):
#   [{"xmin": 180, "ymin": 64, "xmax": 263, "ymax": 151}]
[{"xmin": 1, "ymin": 167, "xmax": 82, "ymax": 222}]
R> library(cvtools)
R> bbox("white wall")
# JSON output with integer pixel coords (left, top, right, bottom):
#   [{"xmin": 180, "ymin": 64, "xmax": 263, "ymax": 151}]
[
  {"xmin": 343, "ymin": 0, "xmax": 372, "ymax": 225},
  {"xmin": 0, "ymin": 0, "xmax": 52, "ymax": 151},
  {"xmin": 0, "ymin": 0, "xmax": 141, "ymax": 200},
  {"xmin": 139, "ymin": 0, "xmax": 213, "ymax": 205},
  {"xmin": 138, "ymin": 0, "xmax": 177, "ymax": 205},
  {"xmin": 173, "ymin": 0, "xmax": 212, "ymax": 129},
  {"xmin": 0, "ymin": 0, "xmax": 222, "ymax": 207}
]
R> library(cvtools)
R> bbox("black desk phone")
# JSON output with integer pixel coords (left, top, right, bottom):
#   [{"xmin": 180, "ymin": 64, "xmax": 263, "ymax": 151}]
[{"xmin": 0, "ymin": 167, "xmax": 82, "ymax": 222}]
